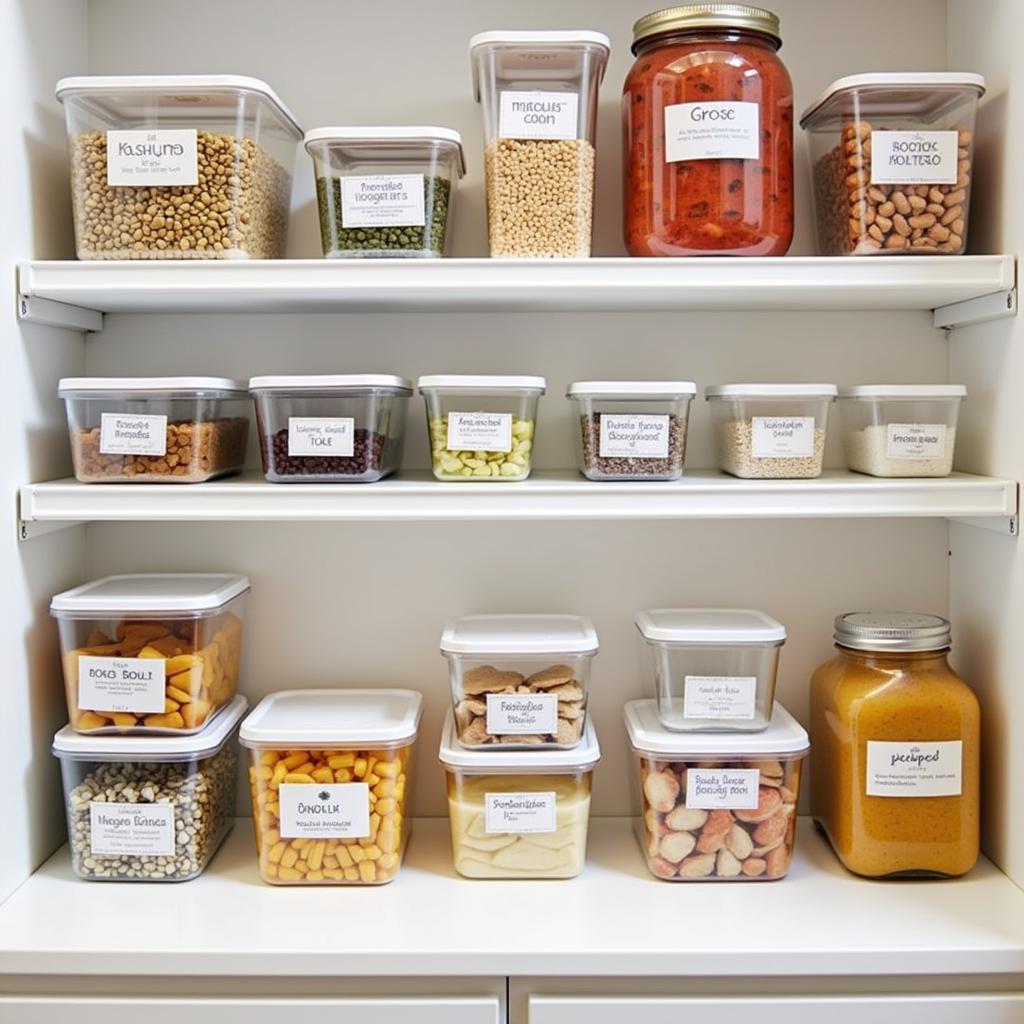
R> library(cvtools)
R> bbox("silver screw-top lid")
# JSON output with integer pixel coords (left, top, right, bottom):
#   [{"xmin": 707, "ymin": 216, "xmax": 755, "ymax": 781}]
[{"xmin": 834, "ymin": 612, "xmax": 951, "ymax": 652}]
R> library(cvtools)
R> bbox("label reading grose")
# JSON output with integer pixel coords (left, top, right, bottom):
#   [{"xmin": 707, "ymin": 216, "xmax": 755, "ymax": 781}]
[
  {"xmin": 106, "ymin": 129, "xmax": 198, "ymax": 187},
  {"xmin": 870, "ymin": 131, "xmax": 958, "ymax": 185},
  {"xmin": 340, "ymin": 174, "xmax": 426, "ymax": 228},
  {"xmin": 886, "ymin": 423, "xmax": 948, "ymax": 460},
  {"xmin": 598, "ymin": 414, "xmax": 670, "ymax": 459},
  {"xmin": 278, "ymin": 782, "xmax": 370, "ymax": 838},
  {"xmin": 664, "ymin": 101, "xmax": 760, "ymax": 162},
  {"xmin": 683, "ymin": 676, "xmax": 758, "ymax": 720},
  {"xmin": 287, "ymin": 417, "xmax": 355, "ymax": 457},
  {"xmin": 866, "ymin": 741, "xmax": 963, "ymax": 798},
  {"xmin": 499, "ymin": 90, "xmax": 579, "ymax": 140},
  {"xmin": 446, "ymin": 412, "xmax": 512, "ymax": 452},
  {"xmin": 751, "ymin": 416, "xmax": 815, "ymax": 458},
  {"xmin": 485, "ymin": 692, "xmax": 559, "ymax": 735},
  {"xmin": 485, "ymin": 792, "xmax": 557, "ymax": 834},
  {"xmin": 99, "ymin": 412, "xmax": 167, "ymax": 456},
  {"xmin": 77, "ymin": 656, "xmax": 167, "ymax": 714},
  {"xmin": 89, "ymin": 801, "xmax": 175, "ymax": 856},
  {"xmin": 685, "ymin": 768, "xmax": 761, "ymax": 809}
]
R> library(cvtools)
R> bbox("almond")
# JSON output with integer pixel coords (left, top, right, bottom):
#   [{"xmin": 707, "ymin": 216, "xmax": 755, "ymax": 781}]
[
  {"xmin": 678, "ymin": 852, "xmax": 717, "ymax": 878},
  {"xmin": 733, "ymin": 786, "xmax": 783, "ymax": 823},
  {"xmin": 724, "ymin": 823, "xmax": 753, "ymax": 860},
  {"xmin": 716, "ymin": 848, "xmax": 742, "ymax": 877},
  {"xmin": 665, "ymin": 806, "xmax": 708, "ymax": 832},
  {"xmin": 660, "ymin": 830, "xmax": 697, "ymax": 864}
]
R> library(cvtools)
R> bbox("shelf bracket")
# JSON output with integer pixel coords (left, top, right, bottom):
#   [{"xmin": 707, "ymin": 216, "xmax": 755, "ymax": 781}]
[
  {"xmin": 17, "ymin": 293, "xmax": 103, "ymax": 333},
  {"xmin": 934, "ymin": 287, "xmax": 1017, "ymax": 331},
  {"xmin": 950, "ymin": 514, "xmax": 1019, "ymax": 537},
  {"xmin": 18, "ymin": 518, "xmax": 81, "ymax": 541}
]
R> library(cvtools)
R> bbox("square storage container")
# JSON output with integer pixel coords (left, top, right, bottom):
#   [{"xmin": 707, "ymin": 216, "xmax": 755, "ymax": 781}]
[
  {"xmin": 249, "ymin": 374, "xmax": 412, "ymax": 482},
  {"xmin": 418, "ymin": 375, "xmax": 545, "ymax": 481},
  {"xmin": 51, "ymin": 574, "xmax": 249, "ymax": 736},
  {"xmin": 56, "ymin": 75, "xmax": 303, "ymax": 260},
  {"xmin": 52, "ymin": 694, "xmax": 246, "ymax": 882},
  {"xmin": 304, "ymin": 127, "xmax": 465, "ymax": 258},
  {"xmin": 566, "ymin": 381, "xmax": 697, "ymax": 481},
  {"xmin": 470, "ymin": 31, "xmax": 610, "ymax": 257},
  {"xmin": 624, "ymin": 699, "xmax": 808, "ymax": 882},
  {"xmin": 800, "ymin": 73, "xmax": 985, "ymax": 255},
  {"xmin": 635, "ymin": 609, "xmax": 786, "ymax": 732},
  {"xmin": 839, "ymin": 384, "xmax": 966, "ymax": 477},
  {"xmin": 706, "ymin": 384, "xmax": 837, "ymax": 479},
  {"xmin": 59, "ymin": 377, "xmax": 250, "ymax": 484},
  {"xmin": 439, "ymin": 708, "xmax": 600, "ymax": 879},
  {"xmin": 239, "ymin": 689, "xmax": 422, "ymax": 885}
]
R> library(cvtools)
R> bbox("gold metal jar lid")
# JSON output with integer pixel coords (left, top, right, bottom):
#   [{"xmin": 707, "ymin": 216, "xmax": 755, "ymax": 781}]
[{"xmin": 632, "ymin": 4, "xmax": 781, "ymax": 50}]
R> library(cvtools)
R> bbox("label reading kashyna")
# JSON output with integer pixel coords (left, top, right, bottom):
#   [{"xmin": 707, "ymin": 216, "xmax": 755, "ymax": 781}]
[
  {"xmin": 446, "ymin": 412, "xmax": 512, "ymax": 452},
  {"xmin": 287, "ymin": 417, "xmax": 355, "ymax": 457},
  {"xmin": 278, "ymin": 782, "xmax": 370, "ymax": 838},
  {"xmin": 485, "ymin": 792, "xmax": 557, "ymax": 834},
  {"xmin": 751, "ymin": 416, "xmax": 815, "ymax": 458},
  {"xmin": 886, "ymin": 423, "xmax": 947, "ymax": 460},
  {"xmin": 77, "ymin": 656, "xmax": 167, "ymax": 714},
  {"xmin": 499, "ymin": 91, "xmax": 579, "ymax": 140},
  {"xmin": 870, "ymin": 131, "xmax": 958, "ymax": 186},
  {"xmin": 340, "ymin": 174, "xmax": 426, "ymax": 229},
  {"xmin": 106, "ymin": 129, "xmax": 199, "ymax": 187},
  {"xmin": 664, "ymin": 101, "xmax": 760, "ymax": 162},
  {"xmin": 866, "ymin": 741, "xmax": 963, "ymax": 797},
  {"xmin": 99, "ymin": 412, "xmax": 167, "ymax": 456},
  {"xmin": 685, "ymin": 768, "xmax": 761, "ymax": 809},
  {"xmin": 599, "ymin": 414, "xmax": 670, "ymax": 459},
  {"xmin": 89, "ymin": 802, "xmax": 175, "ymax": 856},
  {"xmin": 485, "ymin": 692, "xmax": 559, "ymax": 735},
  {"xmin": 683, "ymin": 676, "xmax": 758, "ymax": 720}
]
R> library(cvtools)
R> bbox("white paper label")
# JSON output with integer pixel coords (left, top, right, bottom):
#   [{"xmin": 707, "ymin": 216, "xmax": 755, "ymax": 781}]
[
  {"xmin": 446, "ymin": 411, "xmax": 512, "ymax": 452},
  {"xmin": 287, "ymin": 417, "xmax": 355, "ymax": 457},
  {"xmin": 886, "ymin": 423, "xmax": 948, "ymax": 460},
  {"xmin": 77, "ymin": 656, "xmax": 166, "ymax": 714},
  {"xmin": 685, "ymin": 768, "xmax": 761, "ymax": 809},
  {"xmin": 598, "ymin": 414, "xmax": 670, "ymax": 459},
  {"xmin": 340, "ymin": 173, "xmax": 425, "ymax": 228},
  {"xmin": 866, "ymin": 741, "xmax": 963, "ymax": 797},
  {"xmin": 485, "ymin": 792, "xmax": 557, "ymax": 833},
  {"xmin": 278, "ymin": 783, "xmax": 370, "ymax": 838},
  {"xmin": 751, "ymin": 416, "xmax": 815, "ymax": 458},
  {"xmin": 664, "ymin": 101, "xmax": 760, "ymax": 162},
  {"xmin": 683, "ymin": 676, "xmax": 757, "ymax": 720},
  {"xmin": 871, "ymin": 131, "xmax": 958, "ymax": 185},
  {"xmin": 106, "ymin": 129, "xmax": 198, "ymax": 187},
  {"xmin": 90, "ymin": 801, "xmax": 175, "ymax": 856},
  {"xmin": 499, "ymin": 90, "xmax": 578, "ymax": 140},
  {"xmin": 485, "ymin": 693, "xmax": 559, "ymax": 735},
  {"xmin": 99, "ymin": 412, "xmax": 167, "ymax": 456}
]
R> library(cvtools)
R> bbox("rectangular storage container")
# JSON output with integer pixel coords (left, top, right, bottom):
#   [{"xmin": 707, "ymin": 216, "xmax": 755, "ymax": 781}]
[
  {"xmin": 635, "ymin": 608, "xmax": 786, "ymax": 732},
  {"xmin": 51, "ymin": 574, "xmax": 249, "ymax": 735},
  {"xmin": 52, "ymin": 694, "xmax": 246, "ymax": 882},
  {"xmin": 56, "ymin": 75, "xmax": 303, "ymax": 260},
  {"xmin": 439, "ymin": 708, "xmax": 600, "ymax": 879},
  {"xmin": 624, "ymin": 699, "xmax": 808, "ymax": 882},
  {"xmin": 59, "ymin": 377, "xmax": 250, "ymax": 483},
  {"xmin": 839, "ymin": 384, "xmax": 966, "ymax": 477},
  {"xmin": 470, "ymin": 31, "xmax": 610, "ymax": 257},
  {"xmin": 304, "ymin": 127, "xmax": 465, "ymax": 258},
  {"xmin": 706, "ymin": 383, "xmax": 837, "ymax": 479},
  {"xmin": 249, "ymin": 374, "xmax": 412, "ymax": 482},
  {"xmin": 239, "ymin": 689, "xmax": 422, "ymax": 885},
  {"xmin": 800, "ymin": 73, "xmax": 985, "ymax": 255},
  {"xmin": 441, "ymin": 614, "xmax": 598, "ymax": 750},
  {"xmin": 418, "ymin": 375, "xmax": 545, "ymax": 481}
]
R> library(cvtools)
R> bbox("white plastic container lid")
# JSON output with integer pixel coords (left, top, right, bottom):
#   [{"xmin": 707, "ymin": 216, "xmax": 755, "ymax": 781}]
[
  {"xmin": 566, "ymin": 381, "xmax": 698, "ymax": 399},
  {"xmin": 635, "ymin": 608, "xmax": 786, "ymax": 645},
  {"xmin": 50, "ymin": 573, "xmax": 250, "ymax": 617},
  {"xmin": 440, "ymin": 614, "xmax": 598, "ymax": 656},
  {"xmin": 58, "ymin": 377, "xmax": 247, "ymax": 397},
  {"xmin": 418, "ymin": 374, "xmax": 546, "ymax": 394},
  {"xmin": 239, "ymin": 689, "xmax": 423, "ymax": 748},
  {"xmin": 248, "ymin": 374, "xmax": 412, "ymax": 394},
  {"xmin": 839, "ymin": 384, "xmax": 967, "ymax": 400},
  {"xmin": 625, "ymin": 699, "xmax": 808, "ymax": 758},
  {"xmin": 705, "ymin": 384, "xmax": 838, "ymax": 400},
  {"xmin": 303, "ymin": 127, "xmax": 466, "ymax": 177}
]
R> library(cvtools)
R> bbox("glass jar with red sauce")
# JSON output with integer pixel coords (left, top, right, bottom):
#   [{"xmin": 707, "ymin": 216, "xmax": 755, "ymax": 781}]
[{"xmin": 623, "ymin": 5, "xmax": 794, "ymax": 256}]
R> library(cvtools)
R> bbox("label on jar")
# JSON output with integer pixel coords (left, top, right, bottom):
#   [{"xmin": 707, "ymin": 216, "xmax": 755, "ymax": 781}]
[
  {"xmin": 106, "ymin": 129, "xmax": 199, "ymax": 187},
  {"xmin": 99, "ymin": 413, "xmax": 167, "ymax": 456},
  {"xmin": 278, "ymin": 782, "xmax": 370, "ymax": 838},
  {"xmin": 886, "ymin": 423, "xmax": 947, "ymax": 460},
  {"xmin": 446, "ymin": 412, "xmax": 512, "ymax": 452},
  {"xmin": 287, "ymin": 417, "xmax": 355, "ymax": 457},
  {"xmin": 870, "ymin": 131, "xmax": 958, "ymax": 185},
  {"xmin": 866, "ymin": 741, "xmax": 963, "ymax": 797},
  {"xmin": 751, "ymin": 416, "xmax": 815, "ymax": 458},
  {"xmin": 485, "ymin": 693, "xmax": 559, "ymax": 735},
  {"xmin": 485, "ymin": 792, "xmax": 557, "ymax": 833},
  {"xmin": 664, "ymin": 101, "xmax": 760, "ymax": 162},
  {"xmin": 89, "ymin": 802, "xmax": 175, "ymax": 856},
  {"xmin": 340, "ymin": 174, "xmax": 426, "ymax": 228},
  {"xmin": 598, "ymin": 414, "xmax": 670, "ymax": 459},
  {"xmin": 77, "ymin": 656, "xmax": 167, "ymax": 714},
  {"xmin": 499, "ymin": 90, "xmax": 578, "ymax": 140},
  {"xmin": 683, "ymin": 676, "xmax": 758, "ymax": 720},
  {"xmin": 685, "ymin": 768, "xmax": 761, "ymax": 809}
]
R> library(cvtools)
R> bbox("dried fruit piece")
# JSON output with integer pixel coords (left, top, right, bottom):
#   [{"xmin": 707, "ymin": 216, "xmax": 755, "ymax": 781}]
[{"xmin": 665, "ymin": 806, "xmax": 708, "ymax": 832}]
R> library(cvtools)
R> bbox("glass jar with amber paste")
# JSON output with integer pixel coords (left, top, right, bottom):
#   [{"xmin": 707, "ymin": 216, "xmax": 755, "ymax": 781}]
[
  {"xmin": 810, "ymin": 613, "xmax": 979, "ymax": 878},
  {"xmin": 623, "ymin": 4, "xmax": 793, "ymax": 256}
]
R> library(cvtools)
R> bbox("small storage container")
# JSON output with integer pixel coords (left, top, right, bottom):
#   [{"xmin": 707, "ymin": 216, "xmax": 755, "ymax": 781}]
[
  {"xmin": 439, "ymin": 708, "xmax": 600, "ymax": 879},
  {"xmin": 839, "ymin": 385, "xmax": 966, "ymax": 478},
  {"xmin": 800, "ymin": 73, "xmax": 985, "ymax": 255},
  {"xmin": 418, "ymin": 375, "xmax": 545, "ymax": 481},
  {"xmin": 249, "ymin": 374, "xmax": 412, "ymax": 483},
  {"xmin": 52, "ymin": 694, "xmax": 246, "ymax": 882},
  {"xmin": 441, "ymin": 614, "xmax": 598, "ymax": 749},
  {"xmin": 567, "ymin": 381, "xmax": 696, "ymax": 481},
  {"xmin": 706, "ymin": 383, "xmax": 837, "ymax": 479},
  {"xmin": 635, "ymin": 608, "xmax": 786, "ymax": 732},
  {"xmin": 51, "ymin": 573, "xmax": 249, "ymax": 735},
  {"xmin": 470, "ymin": 31, "xmax": 611, "ymax": 257},
  {"xmin": 625, "ymin": 699, "xmax": 808, "ymax": 881},
  {"xmin": 59, "ymin": 377, "xmax": 250, "ymax": 484},
  {"xmin": 56, "ymin": 75, "xmax": 303, "ymax": 260},
  {"xmin": 239, "ymin": 689, "xmax": 422, "ymax": 885},
  {"xmin": 305, "ymin": 127, "xmax": 465, "ymax": 258}
]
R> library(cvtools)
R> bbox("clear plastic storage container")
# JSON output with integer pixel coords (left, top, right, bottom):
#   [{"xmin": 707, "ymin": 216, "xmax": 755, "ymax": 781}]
[
  {"xmin": 706, "ymin": 383, "xmax": 837, "ymax": 479},
  {"xmin": 441, "ymin": 614, "xmax": 598, "ymax": 749},
  {"xmin": 418, "ymin": 375, "xmax": 545, "ymax": 481},
  {"xmin": 839, "ymin": 385, "xmax": 966, "ymax": 478},
  {"xmin": 59, "ymin": 377, "xmax": 250, "ymax": 483},
  {"xmin": 635, "ymin": 608, "xmax": 786, "ymax": 732},
  {"xmin": 470, "ymin": 31, "xmax": 611, "ymax": 257},
  {"xmin": 305, "ymin": 127, "xmax": 465, "ymax": 258},
  {"xmin": 239, "ymin": 689, "xmax": 422, "ymax": 885},
  {"xmin": 800, "ymin": 73, "xmax": 985, "ymax": 255},
  {"xmin": 52, "ymin": 695, "xmax": 246, "ymax": 882},
  {"xmin": 56, "ymin": 75, "xmax": 303, "ymax": 260},
  {"xmin": 51, "ymin": 574, "xmax": 249, "ymax": 735},
  {"xmin": 625, "ymin": 699, "xmax": 808, "ymax": 881},
  {"xmin": 439, "ymin": 709, "xmax": 600, "ymax": 879},
  {"xmin": 249, "ymin": 374, "xmax": 412, "ymax": 483}
]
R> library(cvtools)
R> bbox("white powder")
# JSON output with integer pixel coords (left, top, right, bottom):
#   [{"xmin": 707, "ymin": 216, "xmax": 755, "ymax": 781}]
[{"xmin": 846, "ymin": 424, "xmax": 956, "ymax": 477}]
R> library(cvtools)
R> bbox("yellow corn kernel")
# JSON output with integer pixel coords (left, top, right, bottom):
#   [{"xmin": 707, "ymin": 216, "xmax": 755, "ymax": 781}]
[
  {"xmin": 166, "ymin": 685, "xmax": 192, "ymax": 704},
  {"xmin": 323, "ymin": 868, "xmax": 344, "ymax": 880},
  {"xmin": 358, "ymin": 861, "xmax": 376, "ymax": 883},
  {"xmin": 263, "ymin": 828, "xmax": 280, "ymax": 846},
  {"xmin": 334, "ymin": 768, "xmax": 352, "ymax": 783},
  {"xmin": 165, "ymin": 653, "xmax": 200, "ymax": 676},
  {"xmin": 375, "ymin": 760, "xmax": 400, "ymax": 779},
  {"xmin": 358, "ymin": 836, "xmax": 374, "ymax": 848},
  {"xmin": 268, "ymin": 840, "xmax": 287, "ymax": 864},
  {"xmin": 143, "ymin": 711, "xmax": 184, "ymax": 729},
  {"xmin": 277, "ymin": 867, "xmax": 302, "ymax": 881},
  {"xmin": 349, "ymin": 846, "xmax": 366, "ymax": 863},
  {"xmin": 253, "ymin": 765, "xmax": 273, "ymax": 782},
  {"xmin": 281, "ymin": 752, "xmax": 310, "ymax": 771},
  {"xmin": 335, "ymin": 846, "xmax": 354, "ymax": 869},
  {"xmin": 307, "ymin": 840, "xmax": 326, "ymax": 872},
  {"xmin": 364, "ymin": 844, "xmax": 382, "ymax": 860},
  {"xmin": 380, "ymin": 852, "xmax": 399, "ymax": 870},
  {"xmin": 306, "ymin": 870, "xmax": 324, "ymax": 881},
  {"xmin": 311, "ymin": 767, "xmax": 334, "ymax": 784},
  {"xmin": 369, "ymin": 812, "xmax": 381, "ymax": 836},
  {"xmin": 353, "ymin": 757, "xmax": 368, "ymax": 779},
  {"xmin": 284, "ymin": 772, "xmax": 314, "ymax": 784},
  {"xmin": 343, "ymin": 866, "xmax": 359, "ymax": 881},
  {"xmin": 367, "ymin": 756, "xmax": 378, "ymax": 775},
  {"xmin": 375, "ymin": 798, "xmax": 396, "ymax": 815},
  {"xmin": 137, "ymin": 646, "xmax": 165, "ymax": 660},
  {"xmin": 328, "ymin": 752, "xmax": 356, "ymax": 769},
  {"xmin": 280, "ymin": 848, "xmax": 298, "ymax": 869},
  {"xmin": 373, "ymin": 779, "xmax": 395, "ymax": 799}
]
